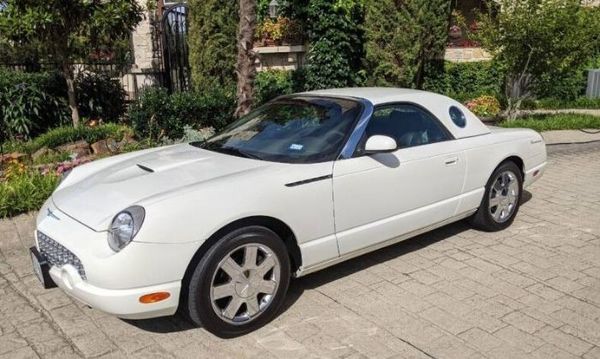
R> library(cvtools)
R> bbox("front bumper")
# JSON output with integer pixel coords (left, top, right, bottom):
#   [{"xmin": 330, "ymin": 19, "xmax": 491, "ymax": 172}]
[
  {"xmin": 34, "ymin": 199, "xmax": 201, "ymax": 319},
  {"xmin": 49, "ymin": 263, "xmax": 180, "ymax": 319}
]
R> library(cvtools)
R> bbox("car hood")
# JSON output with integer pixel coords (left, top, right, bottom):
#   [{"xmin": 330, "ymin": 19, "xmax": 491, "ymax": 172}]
[{"xmin": 52, "ymin": 144, "xmax": 271, "ymax": 231}]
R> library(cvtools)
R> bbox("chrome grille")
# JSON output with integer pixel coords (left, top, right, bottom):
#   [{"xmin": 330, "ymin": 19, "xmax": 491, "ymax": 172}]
[{"xmin": 37, "ymin": 231, "xmax": 86, "ymax": 279}]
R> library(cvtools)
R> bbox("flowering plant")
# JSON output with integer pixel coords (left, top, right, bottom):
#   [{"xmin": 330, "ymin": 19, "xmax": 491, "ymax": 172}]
[{"xmin": 466, "ymin": 95, "xmax": 501, "ymax": 118}]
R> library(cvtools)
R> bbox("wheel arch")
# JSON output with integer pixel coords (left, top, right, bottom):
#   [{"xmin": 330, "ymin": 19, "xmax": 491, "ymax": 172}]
[
  {"xmin": 497, "ymin": 155, "xmax": 525, "ymax": 179},
  {"xmin": 180, "ymin": 216, "xmax": 302, "ymax": 295}
]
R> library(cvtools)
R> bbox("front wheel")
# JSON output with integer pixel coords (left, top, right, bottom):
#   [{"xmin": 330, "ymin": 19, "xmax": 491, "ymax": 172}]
[
  {"xmin": 184, "ymin": 226, "xmax": 290, "ymax": 337},
  {"xmin": 469, "ymin": 161, "xmax": 523, "ymax": 231}
]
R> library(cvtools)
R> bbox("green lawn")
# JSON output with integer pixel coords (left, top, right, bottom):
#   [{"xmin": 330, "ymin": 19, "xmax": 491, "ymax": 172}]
[{"xmin": 498, "ymin": 113, "xmax": 600, "ymax": 132}]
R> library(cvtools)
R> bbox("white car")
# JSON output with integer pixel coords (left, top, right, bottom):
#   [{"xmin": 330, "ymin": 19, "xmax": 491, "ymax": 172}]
[{"xmin": 31, "ymin": 88, "xmax": 546, "ymax": 337}]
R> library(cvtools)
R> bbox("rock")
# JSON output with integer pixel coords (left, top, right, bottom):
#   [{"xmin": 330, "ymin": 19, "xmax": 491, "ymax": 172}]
[
  {"xmin": 32, "ymin": 147, "xmax": 52, "ymax": 161},
  {"xmin": 57, "ymin": 140, "xmax": 90, "ymax": 159},
  {"xmin": 106, "ymin": 138, "xmax": 119, "ymax": 153},
  {"xmin": 1, "ymin": 152, "xmax": 27, "ymax": 162},
  {"xmin": 90, "ymin": 140, "xmax": 110, "ymax": 155}
]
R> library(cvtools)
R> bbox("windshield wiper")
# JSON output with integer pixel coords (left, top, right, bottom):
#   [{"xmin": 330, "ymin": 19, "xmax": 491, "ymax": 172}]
[{"xmin": 212, "ymin": 146, "xmax": 264, "ymax": 160}]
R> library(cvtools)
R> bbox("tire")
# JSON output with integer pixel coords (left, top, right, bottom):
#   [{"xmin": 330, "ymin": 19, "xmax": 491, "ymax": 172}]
[
  {"xmin": 469, "ymin": 161, "xmax": 523, "ymax": 232},
  {"xmin": 184, "ymin": 226, "xmax": 290, "ymax": 337}
]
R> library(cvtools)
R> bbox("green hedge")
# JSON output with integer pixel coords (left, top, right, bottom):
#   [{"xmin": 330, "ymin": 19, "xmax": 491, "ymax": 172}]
[
  {"xmin": 254, "ymin": 70, "xmax": 299, "ymax": 105},
  {"xmin": 423, "ymin": 60, "xmax": 506, "ymax": 103},
  {"xmin": 0, "ymin": 69, "xmax": 127, "ymax": 142},
  {"xmin": 0, "ymin": 69, "xmax": 69, "ymax": 141},
  {"xmin": 128, "ymin": 87, "xmax": 236, "ymax": 140}
]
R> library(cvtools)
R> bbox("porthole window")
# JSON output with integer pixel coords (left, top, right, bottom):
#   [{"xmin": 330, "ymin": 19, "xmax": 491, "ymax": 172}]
[{"xmin": 449, "ymin": 106, "xmax": 466, "ymax": 128}]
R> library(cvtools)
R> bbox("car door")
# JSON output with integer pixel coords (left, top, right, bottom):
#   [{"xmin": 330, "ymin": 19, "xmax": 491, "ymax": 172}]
[{"xmin": 333, "ymin": 103, "xmax": 466, "ymax": 255}]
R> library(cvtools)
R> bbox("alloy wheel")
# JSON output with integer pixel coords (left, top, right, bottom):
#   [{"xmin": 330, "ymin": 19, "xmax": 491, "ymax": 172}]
[
  {"xmin": 488, "ymin": 170, "xmax": 519, "ymax": 223},
  {"xmin": 209, "ymin": 243, "xmax": 281, "ymax": 325}
]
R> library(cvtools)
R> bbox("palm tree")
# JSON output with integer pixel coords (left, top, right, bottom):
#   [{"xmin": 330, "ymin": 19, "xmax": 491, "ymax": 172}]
[{"xmin": 234, "ymin": 0, "xmax": 257, "ymax": 118}]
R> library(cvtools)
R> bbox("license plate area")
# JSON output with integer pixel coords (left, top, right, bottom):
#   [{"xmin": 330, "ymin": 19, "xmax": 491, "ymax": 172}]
[{"xmin": 30, "ymin": 247, "xmax": 57, "ymax": 289}]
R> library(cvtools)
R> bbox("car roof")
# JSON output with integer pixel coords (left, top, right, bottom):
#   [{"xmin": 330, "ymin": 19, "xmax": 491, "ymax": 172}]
[
  {"xmin": 302, "ymin": 87, "xmax": 433, "ymax": 105},
  {"xmin": 299, "ymin": 87, "xmax": 491, "ymax": 139}
]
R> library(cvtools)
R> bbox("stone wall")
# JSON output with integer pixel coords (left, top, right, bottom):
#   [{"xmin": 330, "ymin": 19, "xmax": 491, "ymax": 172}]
[
  {"xmin": 254, "ymin": 45, "xmax": 307, "ymax": 72},
  {"xmin": 444, "ymin": 47, "xmax": 492, "ymax": 63}
]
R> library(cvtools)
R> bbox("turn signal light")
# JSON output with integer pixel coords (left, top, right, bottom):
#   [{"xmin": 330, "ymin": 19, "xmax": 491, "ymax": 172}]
[{"xmin": 139, "ymin": 292, "xmax": 170, "ymax": 304}]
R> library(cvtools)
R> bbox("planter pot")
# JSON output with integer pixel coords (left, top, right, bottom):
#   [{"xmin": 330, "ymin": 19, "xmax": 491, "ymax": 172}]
[{"xmin": 449, "ymin": 29, "xmax": 463, "ymax": 39}]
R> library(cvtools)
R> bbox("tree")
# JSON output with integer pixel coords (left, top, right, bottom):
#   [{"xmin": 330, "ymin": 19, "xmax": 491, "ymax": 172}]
[
  {"xmin": 188, "ymin": 0, "xmax": 239, "ymax": 90},
  {"xmin": 476, "ymin": 0, "xmax": 600, "ymax": 119},
  {"xmin": 364, "ymin": 0, "xmax": 452, "ymax": 89},
  {"xmin": 0, "ymin": 0, "xmax": 143, "ymax": 126},
  {"xmin": 234, "ymin": 0, "xmax": 258, "ymax": 117},
  {"xmin": 303, "ymin": 0, "xmax": 365, "ymax": 90}
]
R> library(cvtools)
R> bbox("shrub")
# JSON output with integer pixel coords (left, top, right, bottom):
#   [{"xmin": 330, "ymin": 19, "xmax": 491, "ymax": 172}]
[
  {"xmin": 254, "ymin": 70, "xmax": 296, "ymax": 105},
  {"xmin": 188, "ymin": 0, "xmax": 238, "ymax": 89},
  {"xmin": 302, "ymin": 0, "xmax": 365, "ymax": 90},
  {"xmin": 75, "ymin": 72, "xmax": 126, "ymax": 122},
  {"xmin": 2, "ymin": 124, "xmax": 133, "ymax": 154},
  {"xmin": 364, "ymin": 0, "xmax": 451, "ymax": 88},
  {"xmin": 0, "ymin": 160, "xmax": 60, "ymax": 218},
  {"xmin": 521, "ymin": 97, "xmax": 600, "ymax": 110},
  {"xmin": 465, "ymin": 95, "xmax": 501, "ymax": 118},
  {"xmin": 128, "ymin": 87, "xmax": 236, "ymax": 140},
  {"xmin": 422, "ymin": 61, "xmax": 506, "ymax": 103},
  {"xmin": 0, "ymin": 69, "xmax": 69, "ymax": 141}
]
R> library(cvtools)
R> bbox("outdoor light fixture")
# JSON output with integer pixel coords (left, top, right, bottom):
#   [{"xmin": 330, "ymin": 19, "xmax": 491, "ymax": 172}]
[{"xmin": 269, "ymin": 0, "xmax": 279, "ymax": 19}]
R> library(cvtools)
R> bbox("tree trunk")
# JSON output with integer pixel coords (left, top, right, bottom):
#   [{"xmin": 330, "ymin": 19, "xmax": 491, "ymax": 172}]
[
  {"xmin": 234, "ymin": 0, "xmax": 257, "ymax": 118},
  {"xmin": 62, "ymin": 64, "xmax": 81, "ymax": 127}
]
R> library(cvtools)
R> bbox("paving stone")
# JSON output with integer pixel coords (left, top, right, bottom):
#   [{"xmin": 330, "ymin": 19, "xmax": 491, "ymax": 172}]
[{"xmin": 0, "ymin": 142, "xmax": 599, "ymax": 358}]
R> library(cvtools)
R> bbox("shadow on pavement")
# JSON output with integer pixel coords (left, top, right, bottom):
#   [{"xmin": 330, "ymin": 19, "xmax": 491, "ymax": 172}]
[{"xmin": 124, "ymin": 190, "xmax": 533, "ymax": 334}]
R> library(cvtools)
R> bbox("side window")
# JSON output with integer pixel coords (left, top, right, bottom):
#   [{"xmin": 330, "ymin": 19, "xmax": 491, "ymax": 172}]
[{"xmin": 363, "ymin": 104, "xmax": 450, "ymax": 150}]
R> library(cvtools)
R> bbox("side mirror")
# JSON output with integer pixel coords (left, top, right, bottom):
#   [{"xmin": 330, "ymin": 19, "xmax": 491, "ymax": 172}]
[{"xmin": 364, "ymin": 135, "xmax": 397, "ymax": 154}]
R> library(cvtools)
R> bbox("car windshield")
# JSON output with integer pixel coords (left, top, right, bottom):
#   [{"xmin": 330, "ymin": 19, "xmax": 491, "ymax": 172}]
[{"xmin": 192, "ymin": 96, "xmax": 362, "ymax": 163}]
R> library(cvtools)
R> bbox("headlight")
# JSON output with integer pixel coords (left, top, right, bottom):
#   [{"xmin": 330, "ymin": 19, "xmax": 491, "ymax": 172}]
[{"xmin": 107, "ymin": 206, "xmax": 145, "ymax": 252}]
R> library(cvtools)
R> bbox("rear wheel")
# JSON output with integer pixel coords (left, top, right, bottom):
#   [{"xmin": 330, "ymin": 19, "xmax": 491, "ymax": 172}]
[
  {"xmin": 184, "ymin": 226, "xmax": 290, "ymax": 337},
  {"xmin": 469, "ymin": 161, "xmax": 522, "ymax": 231}
]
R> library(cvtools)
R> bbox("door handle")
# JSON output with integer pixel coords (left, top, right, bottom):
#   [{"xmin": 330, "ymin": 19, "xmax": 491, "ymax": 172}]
[{"xmin": 444, "ymin": 156, "xmax": 459, "ymax": 165}]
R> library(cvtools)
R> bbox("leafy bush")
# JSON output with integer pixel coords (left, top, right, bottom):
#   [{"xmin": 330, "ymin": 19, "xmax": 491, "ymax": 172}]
[
  {"xmin": 499, "ymin": 114, "xmax": 600, "ymax": 132},
  {"xmin": 128, "ymin": 86, "xmax": 235, "ymax": 140},
  {"xmin": 0, "ymin": 161, "xmax": 60, "ymax": 218},
  {"xmin": 364, "ymin": 0, "xmax": 451, "ymax": 88},
  {"xmin": 0, "ymin": 69, "xmax": 69, "ymax": 141},
  {"xmin": 465, "ymin": 95, "xmax": 501, "ymax": 118},
  {"xmin": 254, "ymin": 70, "xmax": 296, "ymax": 105},
  {"xmin": 302, "ymin": 0, "xmax": 365, "ymax": 90},
  {"xmin": 188, "ymin": 0, "xmax": 238, "ymax": 89},
  {"xmin": 521, "ymin": 97, "xmax": 600, "ymax": 110},
  {"xmin": 2, "ymin": 124, "xmax": 133, "ymax": 154},
  {"xmin": 423, "ymin": 61, "xmax": 506, "ymax": 103},
  {"xmin": 76, "ymin": 72, "xmax": 126, "ymax": 122}
]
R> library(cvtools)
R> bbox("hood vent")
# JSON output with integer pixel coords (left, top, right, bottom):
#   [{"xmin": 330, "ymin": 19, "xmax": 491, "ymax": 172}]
[{"xmin": 137, "ymin": 164, "xmax": 154, "ymax": 173}]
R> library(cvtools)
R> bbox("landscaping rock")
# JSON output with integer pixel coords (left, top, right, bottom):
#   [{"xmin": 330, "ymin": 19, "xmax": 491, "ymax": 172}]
[
  {"xmin": 90, "ymin": 140, "xmax": 110, "ymax": 155},
  {"xmin": 106, "ymin": 138, "xmax": 119, "ymax": 153},
  {"xmin": 0, "ymin": 152, "xmax": 27, "ymax": 162},
  {"xmin": 32, "ymin": 147, "xmax": 52, "ymax": 162},
  {"xmin": 57, "ymin": 140, "xmax": 90, "ymax": 158}
]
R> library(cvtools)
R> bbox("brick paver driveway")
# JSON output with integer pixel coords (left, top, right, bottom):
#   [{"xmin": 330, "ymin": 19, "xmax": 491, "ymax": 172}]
[{"xmin": 1, "ymin": 143, "xmax": 600, "ymax": 359}]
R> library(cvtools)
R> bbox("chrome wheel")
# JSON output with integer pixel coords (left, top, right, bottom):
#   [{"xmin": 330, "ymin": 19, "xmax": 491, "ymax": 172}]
[
  {"xmin": 489, "ymin": 170, "xmax": 519, "ymax": 223},
  {"xmin": 209, "ymin": 243, "xmax": 281, "ymax": 325}
]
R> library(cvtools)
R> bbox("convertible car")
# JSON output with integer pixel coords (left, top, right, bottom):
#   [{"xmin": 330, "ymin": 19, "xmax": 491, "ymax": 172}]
[{"xmin": 31, "ymin": 88, "xmax": 546, "ymax": 337}]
